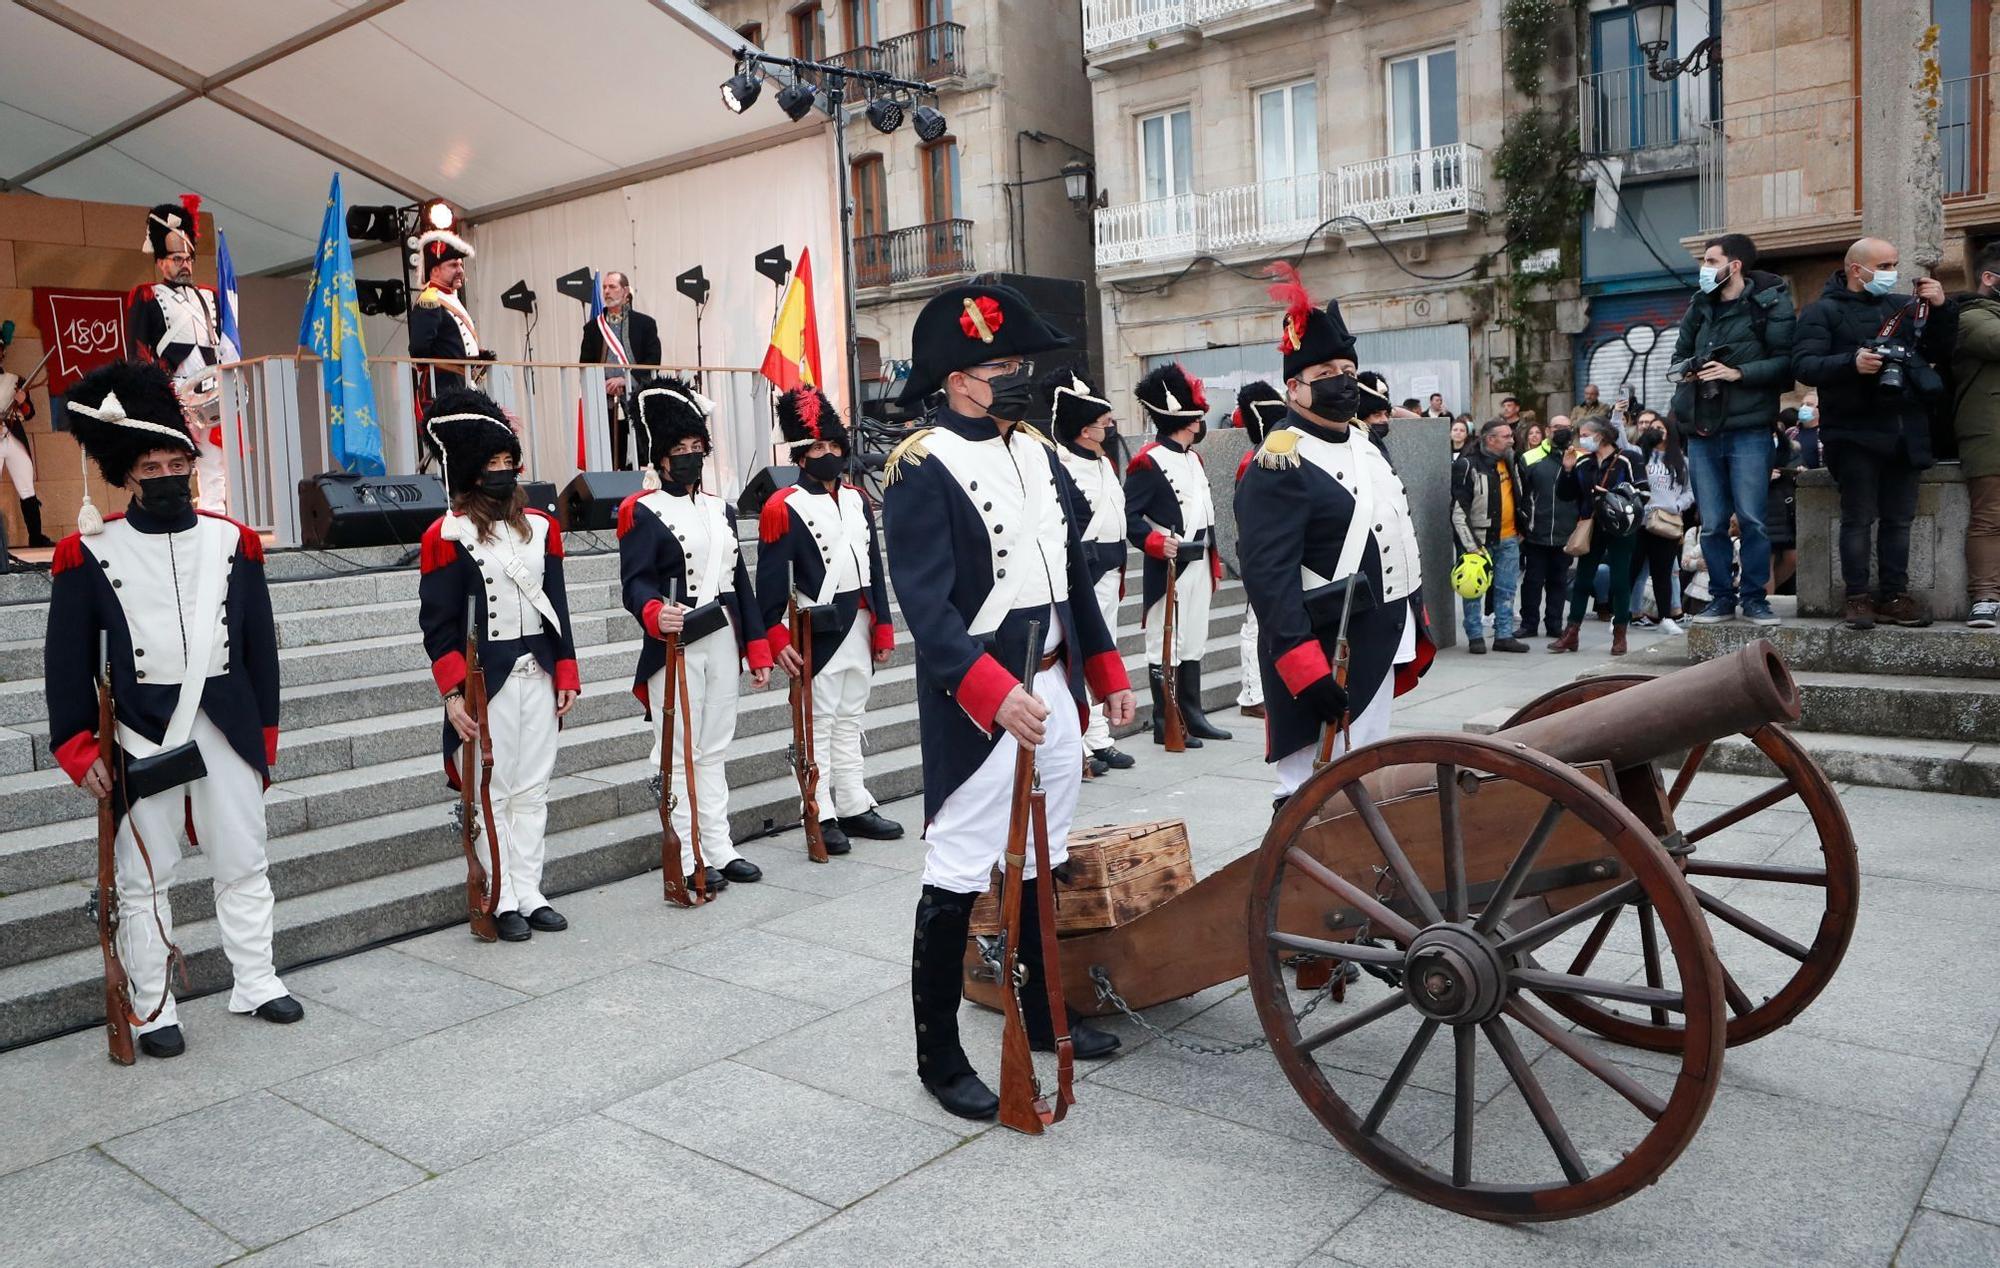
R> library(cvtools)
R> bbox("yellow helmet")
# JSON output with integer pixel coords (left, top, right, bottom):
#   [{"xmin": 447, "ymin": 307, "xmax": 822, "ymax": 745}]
[{"xmin": 1451, "ymin": 551, "xmax": 1493, "ymax": 599}]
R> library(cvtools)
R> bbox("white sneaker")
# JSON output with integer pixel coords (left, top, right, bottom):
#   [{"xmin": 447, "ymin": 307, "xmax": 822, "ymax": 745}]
[
  {"xmin": 1970, "ymin": 600, "xmax": 1999, "ymax": 630},
  {"xmin": 1657, "ymin": 618, "xmax": 1684, "ymax": 637}
]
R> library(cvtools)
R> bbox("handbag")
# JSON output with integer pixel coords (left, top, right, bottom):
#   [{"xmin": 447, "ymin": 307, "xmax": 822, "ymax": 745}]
[
  {"xmin": 1563, "ymin": 461, "xmax": 1615, "ymax": 557},
  {"xmin": 1644, "ymin": 506, "xmax": 1685, "ymax": 539}
]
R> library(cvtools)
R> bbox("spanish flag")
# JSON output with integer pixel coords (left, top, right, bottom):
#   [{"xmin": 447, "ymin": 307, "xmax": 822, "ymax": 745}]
[{"xmin": 759, "ymin": 247, "xmax": 822, "ymax": 393}]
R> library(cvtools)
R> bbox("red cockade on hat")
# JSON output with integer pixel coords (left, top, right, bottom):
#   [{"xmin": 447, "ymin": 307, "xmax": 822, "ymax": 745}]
[{"xmin": 960, "ymin": 295, "xmax": 1004, "ymax": 343}]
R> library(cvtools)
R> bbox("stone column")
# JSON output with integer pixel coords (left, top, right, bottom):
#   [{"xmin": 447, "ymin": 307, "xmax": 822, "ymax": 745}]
[{"xmin": 1858, "ymin": 0, "xmax": 1944, "ymax": 272}]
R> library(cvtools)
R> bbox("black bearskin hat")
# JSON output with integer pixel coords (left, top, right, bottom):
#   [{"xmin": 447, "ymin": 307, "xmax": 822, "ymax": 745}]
[
  {"xmin": 637, "ymin": 376, "xmax": 712, "ymax": 456},
  {"xmin": 65, "ymin": 360, "xmax": 196, "ymax": 487},
  {"xmin": 1232, "ymin": 380, "xmax": 1286, "ymax": 446},
  {"xmin": 417, "ymin": 229, "xmax": 474, "ymax": 275},
  {"xmin": 777, "ymin": 385, "xmax": 850, "ymax": 454},
  {"xmin": 1134, "ymin": 362, "xmax": 1208, "ymax": 432},
  {"xmin": 1042, "ymin": 369, "xmax": 1111, "ymax": 442},
  {"xmin": 423, "ymin": 387, "xmax": 520, "ymax": 497},
  {"xmin": 900, "ymin": 283, "xmax": 1074, "ymax": 406},
  {"xmin": 1355, "ymin": 370, "xmax": 1393, "ymax": 417},
  {"xmin": 1267, "ymin": 262, "xmax": 1356, "ymax": 380},
  {"xmin": 142, "ymin": 195, "xmax": 201, "ymax": 258}
]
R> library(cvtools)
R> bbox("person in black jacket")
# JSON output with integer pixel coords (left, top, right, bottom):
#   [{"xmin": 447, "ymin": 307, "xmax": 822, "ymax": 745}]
[
  {"xmin": 1518, "ymin": 415, "xmax": 1580, "ymax": 638},
  {"xmin": 407, "ymin": 231, "xmax": 491, "ymax": 403},
  {"xmin": 1792, "ymin": 237, "xmax": 1957, "ymax": 628},
  {"xmin": 579, "ymin": 271, "xmax": 663, "ymax": 470},
  {"xmin": 1551, "ymin": 416, "xmax": 1640, "ymax": 656}
]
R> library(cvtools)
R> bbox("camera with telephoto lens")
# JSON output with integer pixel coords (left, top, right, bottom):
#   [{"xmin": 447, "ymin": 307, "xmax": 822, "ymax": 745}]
[
  {"xmin": 1669, "ymin": 344, "xmax": 1735, "ymax": 403},
  {"xmin": 1865, "ymin": 339, "xmax": 1913, "ymax": 393}
]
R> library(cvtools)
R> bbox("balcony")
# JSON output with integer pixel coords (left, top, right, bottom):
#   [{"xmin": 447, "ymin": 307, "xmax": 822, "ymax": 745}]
[
  {"xmin": 1578, "ymin": 67, "xmax": 1703, "ymax": 174},
  {"xmin": 1941, "ymin": 72, "xmax": 1994, "ymax": 200},
  {"xmin": 1692, "ymin": 96, "xmax": 1859, "ymax": 250},
  {"xmin": 1084, "ymin": 0, "xmax": 1323, "ymax": 64},
  {"xmin": 880, "ymin": 23, "xmax": 966, "ymax": 83},
  {"xmin": 1094, "ymin": 144, "xmax": 1484, "ymax": 271},
  {"xmin": 855, "ymin": 219, "xmax": 976, "ymax": 290}
]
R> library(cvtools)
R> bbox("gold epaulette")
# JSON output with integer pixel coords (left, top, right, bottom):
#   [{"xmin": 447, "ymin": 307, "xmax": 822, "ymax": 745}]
[
  {"xmin": 414, "ymin": 286, "xmax": 444, "ymax": 309},
  {"xmin": 1256, "ymin": 428, "xmax": 1302, "ymax": 470},
  {"xmin": 883, "ymin": 427, "xmax": 935, "ymax": 486}
]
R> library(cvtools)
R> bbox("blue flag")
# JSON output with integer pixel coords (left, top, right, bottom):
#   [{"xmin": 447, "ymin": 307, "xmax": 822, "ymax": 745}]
[
  {"xmin": 588, "ymin": 269, "xmax": 605, "ymax": 322},
  {"xmin": 215, "ymin": 230, "xmax": 241, "ymax": 362},
  {"xmin": 299, "ymin": 173, "xmax": 384, "ymax": 476}
]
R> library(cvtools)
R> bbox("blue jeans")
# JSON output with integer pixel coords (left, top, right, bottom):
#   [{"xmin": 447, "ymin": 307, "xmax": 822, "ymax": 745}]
[
  {"xmin": 1462, "ymin": 536, "xmax": 1521, "ymax": 639},
  {"xmin": 1687, "ymin": 428, "xmax": 1773, "ymax": 607}
]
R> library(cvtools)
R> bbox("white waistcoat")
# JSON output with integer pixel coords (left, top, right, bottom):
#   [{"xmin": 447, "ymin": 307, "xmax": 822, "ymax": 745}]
[
  {"xmin": 1058, "ymin": 446, "xmax": 1125, "ymax": 544},
  {"xmin": 83, "ymin": 516, "xmax": 235, "ymax": 685},
  {"xmin": 925, "ymin": 428, "xmax": 1070, "ymax": 634},
  {"xmin": 447, "ymin": 513, "xmax": 559, "ymax": 642},
  {"xmin": 152, "ymin": 284, "xmax": 221, "ymax": 384},
  {"xmin": 784, "ymin": 485, "xmax": 872, "ymax": 603},
  {"xmin": 1146, "ymin": 443, "xmax": 1214, "ymax": 536},
  {"xmin": 1292, "ymin": 428, "xmax": 1422, "ymax": 603},
  {"xmin": 638, "ymin": 489, "xmax": 737, "ymax": 603}
]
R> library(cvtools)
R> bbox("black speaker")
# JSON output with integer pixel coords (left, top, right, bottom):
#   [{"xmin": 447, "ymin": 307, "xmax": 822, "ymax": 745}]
[
  {"xmin": 561, "ymin": 471, "xmax": 648, "ymax": 531},
  {"xmin": 737, "ymin": 464, "xmax": 798, "ymax": 518},
  {"xmin": 299, "ymin": 473, "xmax": 447, "ymax": 548},
  {"xmin": 521, "ymin": 480, "xmax": 558, "ymax": 520}
]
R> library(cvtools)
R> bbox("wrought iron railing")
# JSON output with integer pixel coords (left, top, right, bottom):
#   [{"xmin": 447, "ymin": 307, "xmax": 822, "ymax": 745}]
[
  {"xmin": 878, "ymin": 22, "xmax": 966, "ymax": 82},
  {"xmin": 1203, "ymin": 173, "xmax": 1338, "ymax": 252},
  {"xmin": 1083, "ymin": 0, "xmax": 1191, "ymax": 52},
  {"xmin": 1336, "ymin": 142, "xmax": 1486, "ymax": 224},
  {"xmin": 1941, "ymin": 72, "xmax": 1992, "ymax": 200},
  {"xmin": 824, "ymin": 45, "xmax": 888, "ymax": 75},
  {"xmin": 854, "ymin": 219, "xmax": 976, "ymax": 288},
  {"xmin": 1578, "ymin": 66, "xmax": 1689, "ymax": 155}
]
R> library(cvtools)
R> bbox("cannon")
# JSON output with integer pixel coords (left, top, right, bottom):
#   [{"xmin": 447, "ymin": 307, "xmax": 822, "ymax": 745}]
[{"xmin": 975, "ymin": 640, "xmax": 1858, "ymax": 1221}]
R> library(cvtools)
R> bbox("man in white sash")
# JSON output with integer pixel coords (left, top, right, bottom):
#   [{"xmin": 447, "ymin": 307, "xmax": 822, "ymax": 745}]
[
  {"xmin": 409, "ymin": 230, "xmax": 487, "ymax": 399},
  {"xmin": 1046, "ymin": 370, "xmax": 1135, "ymax": 775},
  {"xmin": 580, "ymin": 272, "xmax": 663, "ymax": 470},
  {"xmin": 126, "ymin": 196, "xmax": 229, "ymax": 513}
]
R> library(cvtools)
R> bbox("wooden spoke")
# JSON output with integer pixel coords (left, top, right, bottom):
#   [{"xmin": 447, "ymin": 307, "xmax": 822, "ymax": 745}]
[
  {"xmin": 1296, "ymin": 991, "xmax": 1410, "ymax": 1055},
  {"xmin": 1473, "ymin": 800, "xmax": 1566, "ymax": 935},
  {"xmin": 1452, "ymin": 1023, "xmax": 1475, "ymax": 1187},
  {"xmin": 1683, "ymin": 859, "xmax": 1829, "ymax": 887},
  {"xmin": 1344, "ymin": 781, "xmax": 1445, "ymax": 927},
  {"xmin": 1504, "ymin": 1000, "xmax": 1667, "ymax": 1121},
  {"xmin": 1496, "ymin": 879, "xmax": 1641, "ymax": 958},
  {"xmin": 1483, "ymin": 1017, "xmax": 1588, "ymax": 1184},
  {"xmin": 1721, "ymin": 964, "xmax": 1756, "ymax": 1017},
  {"xmin": 1566, "ymin": 905, "xmax": 1623, "ymax": 976},
  {"xmin": 1363, "ymin": 1018, "xmax": 1440, "ymax": 1136},
  {"xmin": 1514, "ymin": 966, "xmax": 1686, "ymax": 1013},
  {"xmin": 1285, "ymin": 847, "xmax": 1421, "ymax": 944},
  {"xmin": 1270, "ymin": 931, "xmax": 1406, "ymax": 968},
  {"xmin": 1684, "ymin": 780, "xmax": 1798, "ymax": 845},
  {"xmin": 1667, "ymin": 741, "xmax": 1711, "ymax": 809},
  {"xmin": 1692, "ymin": 886, "xmax": 1811, "ymax": 961},
  {"xmin": 1437, "ymin": 764, "xmax": 1468, "ymax": 922},
  {"xmin": 1637, "ymin": 902, "xmax": 1669, "ymax": 1028}
]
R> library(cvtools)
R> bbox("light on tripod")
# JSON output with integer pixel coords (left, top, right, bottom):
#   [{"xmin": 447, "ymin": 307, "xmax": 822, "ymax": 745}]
[{"xmin": 421, "ymin": 199, "xmax": 455, "ymax": 231}]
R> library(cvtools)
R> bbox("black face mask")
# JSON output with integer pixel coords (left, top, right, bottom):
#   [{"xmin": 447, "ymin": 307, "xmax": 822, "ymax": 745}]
[
  {"xmin": 979, "ymin": 368, "xmax": 1039, "ymax": 422},
  {"xmin": 1190, "ymin": 420, "xmax": 1207, "ymax": 446},
  {"xmin": 1551, "ymin": 428, "xmax": 1575, "ymax": 449},
  {"xmin": 135, "ymin": 473, "xmax": 193, "ymax": 518},
  {"xmin": 801, "ymin": 452, "xmax": 846, "ymax": 483},
  {"xmin": 666, "ymin": 452, "xmax": 706, "ymax": 488},
  {"xmin": 1303, "ymin": 373, "xmax": 1360, "ymax": 421},
  {"xmin": 478, "ymin": 469, "xmax": 518, "ymax": 499}
]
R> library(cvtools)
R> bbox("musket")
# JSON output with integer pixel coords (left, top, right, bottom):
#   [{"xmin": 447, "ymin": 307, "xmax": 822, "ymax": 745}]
[
  {"xmin": 1159, "ymin": 552, "xmax": 1188, "ymax": 753},
  {"xmin": 656, "ymin": 593, "xmax": 708, "ymax": 907},
  {"xmin": 787, "ymin": 599, "xmax": 828, "ymax": 863},
  {"xmin": 459, "ymin": 630, "xmax": 502, "ymax": 940},
  {"xmin": 93, "ymin": 668, "xmax": 134, "ymax": 1065},
  {"xmin": 675, "ymin": 626, "xmax": 710, "ymax": 903},
  {"xmin": 995, "ymin": 618, "xmax": 1074, "ymax": 1134},
  {"xmin": 1313, "ymin": 575, "xmax": 1360, "ymax": 770}
]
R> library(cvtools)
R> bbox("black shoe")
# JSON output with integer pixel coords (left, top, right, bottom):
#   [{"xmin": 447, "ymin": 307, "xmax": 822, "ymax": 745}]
[
  {"xmin": 1147, "ymin": 668, "xmax": 1202, "ymax": 747},
  {"xmin": 720, "ymin": 859, "xmax": 762, "ymax": 883},
  {"xmin": 1086, "ymin": 754, "xmax": 1110, "ymax": 777},
  {"xmin": 923, "ymin": 1070, "xmax": 999, "ymax": 1120},
  {"xmin": 1094, "ymin": 746, "xmax": 1135, "ymax": 770},
  {"xmin": 1491, "ymin": 637, "xmax": 1530, "ymax": 653},
  {"xmin": 1032, "ymin": 1015, "xmax": 1122, "ymax": 1061},
  {"xmin": 819, "ymin": 822, "xmax": 852, "ymax": 855},
  {"xmin": 702, "ymin": 866, "xmax": 730, "ymax": 892},
  {"xmin": 496, "ymin": 911, "xmax": 531, "ymax": 941},
  {"xmin": 526, "ymin": 906, "xmax": 568, "ymax": 931},
  {"xmin": 837, "ymin": 809, "xmax": 905, "ymax": 840},
  {"xmin": 1178, "ymin": 660, "xmax": 1232, "ymax": 741},
  {"xmin": 1271, "ymin": 794, "xmax": 1290, "ymax": 818},
  {"xmin": 252, "ymin": 995, "xmax": 305, "ymax": 1024},
  {"xmin": 1468, "ymin": 637, "xmax": 1488, "ymax": 655},
  {"xmin": 139, "ymin": 1025, "xmax": 185, "ymax": 1059}
]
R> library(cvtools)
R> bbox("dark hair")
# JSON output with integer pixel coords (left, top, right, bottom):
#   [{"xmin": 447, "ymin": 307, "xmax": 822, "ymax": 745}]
[
  {"xmin": 1778, "ymin": 406, "xmax": 1800, "ymax": 428},
  {"xmin": 1499, "ymin": 395, "xmax": 1518, "ymax": 406},
  {"xmin": 454, "ymin": 484, "xmax": 529, "ymax": 543},
  {"xmin": 1976, "ymin": 240, "xmax": 2000, "ymax": 283},
  {"xmin": 1400, "ymin": 398, "xmax": 1420, "ymax": 411},
  {"xmin": 1654, "ymin": 414, "xmax": 1689, "ymax": 483},
  {"xmin": 1705, "ymin": 233, "xmax": 1759, "ymax": 268}
]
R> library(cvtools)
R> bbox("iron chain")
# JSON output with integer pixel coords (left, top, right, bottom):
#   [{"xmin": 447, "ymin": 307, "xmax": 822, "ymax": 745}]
[{"xmin": 1088, "ymin": 962, "xmax": 1353, "ymax": 1058}]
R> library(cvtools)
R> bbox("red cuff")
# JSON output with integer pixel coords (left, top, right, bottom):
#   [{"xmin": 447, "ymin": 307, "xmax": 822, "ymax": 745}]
[
  {"xmin": 54, "ymin": 730, "xmax": 100, "ymax": 786},
  {"xmin": 1144, "ymin": 530, "xmax": 1168, "ymax": 560},
  {"xmin": 956, "ymin": 653, "xmax": 1019, "ymax": 736},
  {"xmin": 766, "ymin": 623, "xmax": 792, "ymax": 657},
  {"xmin": 642, "ymin": 598, "xmax": 665, "ymax": 640},
  {"xmin": 871, "ymin": 621, "xmax": 895, "ymax": 653},
  {"xmin": 554, "ymin": 659, "xmax": 581, "ymax": 694},
  {"xmin": 1083, "ymin": 650, "xmax": 1130, "ymax": 701},
  {"xmin": 745, "ymin": 638, "xmax": 774, "ymax": 671},
  {"xmin": 432, "ymin": 649, "xmax": 467, "ymax": 696},
  {"xmin": 263, "ymin": 726, "xmax": 280, "ymax": 768},
  {"xmin": 1275, "ymin": 640, "xmax": 1333, "ymax": 696}
]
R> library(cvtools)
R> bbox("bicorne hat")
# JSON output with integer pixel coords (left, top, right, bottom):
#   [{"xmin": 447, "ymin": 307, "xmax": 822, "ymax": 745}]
[
  {"xmin": 417, "ymin": 229, "xmax": 474, "ymax": 275},
  {"xmin": 1042, "ymin": 369, "xmax": 1112, "ymax": 442},
  {"xmin": 1232, "ymin": 380, "xmax": 1286, "ymax": 445},
  {"xmin": 899, "ymin": 284, "xmax": 1073, "ymax": 407},
  {"xmin": 141, "ymin": 195, "xmax": 202, "ymax": 258},
  {"xmin": 1267, "ymin": 262, "xmax": 1357, "ymax": 380}
]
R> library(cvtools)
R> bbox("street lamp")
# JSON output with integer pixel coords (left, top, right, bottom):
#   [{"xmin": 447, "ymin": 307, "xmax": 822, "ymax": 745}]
[
  {"xmin": 1630, "ymin": 0, "xmax": 1720, "ymax": 82},
  {"xmin": 1061, "ymin": 158, "xmax": 1095, "ymax": 213}
]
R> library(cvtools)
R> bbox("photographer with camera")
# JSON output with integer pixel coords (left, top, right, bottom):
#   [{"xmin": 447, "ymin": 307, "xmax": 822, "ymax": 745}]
[
  {"xmin": 1670, "ymin": 233, "xmax": 1796, "ymax": 628},
  {"xmin": 1793, "ymin": 237, "xmax": 1957, "ymax": 629}
]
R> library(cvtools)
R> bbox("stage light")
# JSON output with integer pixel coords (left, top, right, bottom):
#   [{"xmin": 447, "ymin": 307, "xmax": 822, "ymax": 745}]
[
  {"xmin": 777, "ymin": 80, "xmax": 817, "ymax": 121},
  {"xmin": 500, "ymin": 280, "xmax": 537, "ymax": 314},
  {"xmin": 355, "ymin": 278, "xmax": 409, "ymax": 317},
  {"xmin": 865, "ymin": 94, "xmax": 904, "ymax": 134},
  {"xmin": 911, "ymin": 104, "xmax": 948, "ymax": 143},
  {"xmin": 422, "ymin": 199, "xmax": 455, "ymax": 231},
  {"xmin": 346, "ymin": 204, "xmax": 402, "ymax": 243},
  {"xmin": 721, "ymin": 69, "xmax": 762, "ymax": 114}
]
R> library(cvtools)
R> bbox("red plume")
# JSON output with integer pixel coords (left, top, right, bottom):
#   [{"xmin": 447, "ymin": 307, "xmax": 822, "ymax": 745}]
[
  {"xmin": 795, "ymin": 387, "xmax": 823, "ymax": 438},
  {"xmin": 1264, "ymin": 261, "xmax": 1314, "ymax": 354},
  {"xmin": 1182, "ymin": 365, "xmax": 1208, "ymax": 411},
  {"xmin": 178, "ymin": 193, "xmax": 203, "ymax": 242}
]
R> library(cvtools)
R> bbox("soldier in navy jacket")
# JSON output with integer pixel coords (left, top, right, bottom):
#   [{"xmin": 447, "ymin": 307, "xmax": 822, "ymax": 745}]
[
  {"xmin": 44, "ymin": 360, "xmax": 300, "ymax": 1059},
  {"xmin": 407, "ymin": 231, "xmax": 488, "ymax": 402},
  {"xmin": 1230, "ymin": 381, "xmax": 1288, "ymax": 721},
  {"xmin": 125, "ymin": 196, "xmax": 228, "ymax": 513},
  {"xmin": 618, "ymin": 378, "xmax": 773, "ymax": 891},
  {"xmin": 417, "ymin": 389, "xmax": 580, "ymax": 942},
  {"xmin": 1235, "ymin": 267, "xmax": 1434, "ymax": 807},
  {"xmin": 1046, "ymin": 370, "xmax": 1133, "ymax": 775},
  {"xmin": 1125, "ymin": 362, "xmax": 1230, "ymax": 745},
  {"xmin": 883, "ymin": 284, "xmax": 1137, "ymax": 1121},
  {"xmin": 754, "ymin": 386, "xmax": 902, "ymax": 854}
]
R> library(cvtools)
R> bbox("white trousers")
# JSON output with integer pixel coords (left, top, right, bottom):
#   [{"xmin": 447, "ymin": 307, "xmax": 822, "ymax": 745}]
[
  {"xmin": 648, "ymin": 631, "xmax": 741, "ymax": 873},
  {"xmin": 811, "ymin": 615, "xmax": 877, "ymax": 820},
  {"xmin": 118, "ymin": 712, "xmax": 284, "ymax": 1034},
  {"xmin": 0, "ymin": 429, "xmax": 34, "ymax": 500},
  {"xmin": 922, "ymin": 649, "xmax": 1084, "ymax": 894},
  {"xmin": 1144, "ymin": 559, "xmax": 1212, "ymax": 666},
  {"xmin": 193, "ymin": 430, "xmax": 228, "ymax": 515},
  {"xmin": 1237, "ymin": 609, "xmax": 1263, "ymax": 707},
  {"xmin": 486, "ymin": 656, "xmax": 558, "ymax": 914},
  {"xmin": 1273, "ymin": 606, "xmax": 1416, "ymax": 797},
  {"xmin": 1082, "ymin": 567, "xmax": 1121, "ymax": 751}
]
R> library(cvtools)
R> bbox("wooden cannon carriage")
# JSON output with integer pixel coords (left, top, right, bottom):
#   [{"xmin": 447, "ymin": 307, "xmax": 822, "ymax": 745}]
[{"xmin": 970, "ymin": 640, "xmax": 1858, "ymax": 1221}]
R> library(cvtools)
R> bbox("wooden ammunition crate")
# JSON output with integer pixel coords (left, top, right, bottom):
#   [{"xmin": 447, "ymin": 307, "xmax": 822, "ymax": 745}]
[{"xmin": 969, "ymin": 818, "xmax": 1195, "ymax": 936}]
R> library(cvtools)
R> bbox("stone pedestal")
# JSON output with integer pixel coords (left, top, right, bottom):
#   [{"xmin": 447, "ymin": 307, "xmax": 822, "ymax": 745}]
[{"xmin": 1796, "ymin": 462, "xmax": 1972, "ymax": 619}]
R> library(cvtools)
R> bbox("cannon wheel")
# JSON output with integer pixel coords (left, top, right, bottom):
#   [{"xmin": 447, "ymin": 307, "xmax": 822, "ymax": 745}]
[
  {"xmin": 1247, "ymin": 733, "xmax": 1725, "ymax": 1222},
  {"xmin": 1504, "ymin": 675, "xmax": 1859, "ymax": 1050}
]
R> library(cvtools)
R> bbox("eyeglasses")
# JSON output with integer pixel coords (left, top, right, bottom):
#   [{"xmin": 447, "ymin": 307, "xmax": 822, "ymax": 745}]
[
  {"xmin": 165, "ymin": 253, "xmax": 195, "ymax": 265},
  {"xmin": 971, "ymin": 359, "xmax": 1032, "ymax": 378}
]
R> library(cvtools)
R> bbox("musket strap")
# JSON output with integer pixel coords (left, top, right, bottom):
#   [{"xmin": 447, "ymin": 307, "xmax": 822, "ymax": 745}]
[{"xmin": 1030, "ymin": 788, "xmax": 1074, "ymax": 1122}]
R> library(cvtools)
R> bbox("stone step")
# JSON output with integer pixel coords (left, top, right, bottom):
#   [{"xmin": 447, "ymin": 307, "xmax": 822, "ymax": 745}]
[
  {"xmin": 1702, "ymin": 728, "xmax": 2000, "ymax": 799},
  {"xmin": 1788, "ymin": 670, "xmax": 2000, "ymax": 744},
  {"xmin": 1688, "ymin": 617, "xmax": 2000, "ymax": 681}
]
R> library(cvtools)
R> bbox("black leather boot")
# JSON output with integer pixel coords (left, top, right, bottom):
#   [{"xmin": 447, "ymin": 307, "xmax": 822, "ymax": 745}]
[
  {"xmin": 1148, "ymin": 666, "xmax": 1201, "ymax": 748},
  {"xmin": 20, "ymin": 496, "xmax": 51, "ymax": 548},
  {"xmin": 912, "ymin": 886, "xmax": 997, "ymax": 1120},
  {"xmin": 1016, "ymin": 876, "xmax": 1121, "ymax": 1061},
  {"xmin": 1178, "ymin": 660, "xmax": 1233, "ymax": 741}
]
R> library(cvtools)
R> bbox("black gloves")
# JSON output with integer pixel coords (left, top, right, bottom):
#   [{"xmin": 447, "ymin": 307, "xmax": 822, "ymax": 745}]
[{"xmin": 1297, "ymin": 674, "xmax": 1349, "ymax": 724}]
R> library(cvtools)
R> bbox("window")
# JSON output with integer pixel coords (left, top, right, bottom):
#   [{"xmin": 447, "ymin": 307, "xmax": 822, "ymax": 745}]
[
  {"xmin": 1385, "ymin": 47, "xmax": 1458, "ymax": 155},
  {"xmin": 1934, "ymin": 0, "xmax": 1992, "ymax": 196},
  {"xmin": 790, "ymin": 3, "xmax": 825, "ymax": 61},
  {"xmin": 1585, "ymin": 10, "xmax": 1678, "ymax": 153},
  {"xmin": 921, "ymin": 138, "xmax": 960, "ymax": 222},
  {"xmin": 842, "ymin": 0, "xmax": 877, "ymax": 49},
  {"xmin": 1255, "ymin": 80, "xmax": 1319, "ymax": 224},
  {"xmin": 853, "ymin": 154, "xmax": 889, "ymax": 286},
  {"xmin": 1138, "ymin": 106, "xmax": 1195, "ymax": 242},
  {"xmin": 916, "ymin": 0, "xmax": 951, "ymax": 29},
  {"xmin": 736, "ymin": 21, "xmax": 763, "ymax": 46}
]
